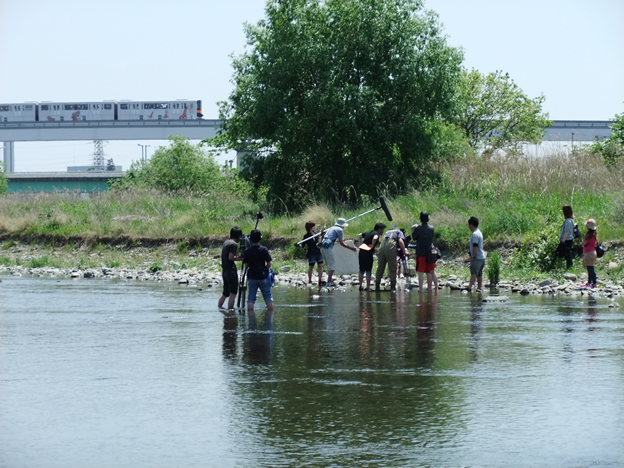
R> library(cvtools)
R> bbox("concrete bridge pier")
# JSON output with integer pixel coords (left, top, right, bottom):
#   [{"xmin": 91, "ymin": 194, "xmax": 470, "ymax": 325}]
[{"xmin": 3, "ymin": 141, "xmax": 14, "ymax": 173}]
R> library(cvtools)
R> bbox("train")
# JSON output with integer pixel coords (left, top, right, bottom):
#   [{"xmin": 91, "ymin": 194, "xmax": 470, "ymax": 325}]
[{"xmin": 0, "ymin": 100, "xmax": 203, "ymax": 123}]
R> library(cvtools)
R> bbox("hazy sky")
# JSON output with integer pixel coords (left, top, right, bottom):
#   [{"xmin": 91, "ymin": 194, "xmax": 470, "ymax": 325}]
[{"xmin": 1, "ymin": 0, "xmax": 623, "ymax": 171}]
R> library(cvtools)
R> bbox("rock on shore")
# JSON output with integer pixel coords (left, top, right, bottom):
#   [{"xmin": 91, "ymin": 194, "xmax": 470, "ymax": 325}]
[{"xmin": 1, "ymin": 264, "xmax": 622, "ymax": 301}]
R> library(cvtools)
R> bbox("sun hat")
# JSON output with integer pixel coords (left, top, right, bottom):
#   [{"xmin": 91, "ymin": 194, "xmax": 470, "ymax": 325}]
[
  {"xmin": 585, "ymin": 219, "xmax": 597, "ymax": 230},
  {"xmin": 335, "ymin": 217, "xmax": 348, "ymax": 227}
]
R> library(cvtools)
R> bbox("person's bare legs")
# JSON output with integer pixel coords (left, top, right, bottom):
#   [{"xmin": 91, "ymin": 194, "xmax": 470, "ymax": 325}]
[
  {"xmin": 468, "ymin": 274, "xmax": 477, "ymax": 290},
  {"xmin": 317, "ymin": 263, "xmax": 323, "ymax": 286},
  {"xmin": 418, "ymin": 272, "xmax": 425, "ymax": 292},
  {"xmin": 477, "ymin": 275, "xmax": 483, "ymax": 291},
  {"xmin": 218, "ymin": 293, "xmax": 237, "ymax": 310},
  {"xmin": 426, "ymin": 271, "xmax": 433, "ymax": 291},
  {"xmin": 307, "ymin": 264, "xmax": 314, "ymax": 283}
]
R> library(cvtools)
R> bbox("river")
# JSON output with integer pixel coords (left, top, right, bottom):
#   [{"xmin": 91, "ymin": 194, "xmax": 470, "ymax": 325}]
[{"xmin": 1, "ymin": 275, "xmax": 623, "ymax": 467}]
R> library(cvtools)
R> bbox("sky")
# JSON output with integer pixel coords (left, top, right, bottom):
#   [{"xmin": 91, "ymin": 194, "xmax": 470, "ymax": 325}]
[{"xmin": 1, "ymin": 0, "xmax": 623, "ymax": 172}]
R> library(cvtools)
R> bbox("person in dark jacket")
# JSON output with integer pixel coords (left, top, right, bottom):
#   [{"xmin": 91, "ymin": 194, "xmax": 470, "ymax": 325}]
[{"xmin": 411, "ymin": 211, "xmax": 438, "ymax": 294}]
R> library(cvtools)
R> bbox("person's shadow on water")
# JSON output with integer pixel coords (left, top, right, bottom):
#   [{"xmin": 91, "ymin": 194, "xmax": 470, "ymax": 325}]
[{"xmin": 244, "ymin": 311, "xmax": 274, "ymax": 366}]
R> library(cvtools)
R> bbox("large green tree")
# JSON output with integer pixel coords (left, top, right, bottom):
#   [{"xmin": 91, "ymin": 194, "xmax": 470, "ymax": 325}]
[
  {"xmin": 455, "ymin": 69, "xmax": 551, "ymax": 154},
  {"xmin": 211, "ymin": 0, "xmax": 463, "ymax": 210}
]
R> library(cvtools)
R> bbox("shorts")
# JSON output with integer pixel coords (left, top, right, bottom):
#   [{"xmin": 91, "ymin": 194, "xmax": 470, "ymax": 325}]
[
  {"xmin": 307, "ymin": 253, "xmax": 324, "ymax": 265},
  {"xmin": 358, "ymin": 252, "xmax": 374, "ymax": 274},
  {"xmin": 321, "ymin": 246, "xmax": 336, "ymax": 271},
  {"xmin": 416, "ymin": 255, "xmax": 436, "ymax": 273},
  {"xmin": 470, "ymin": 258, "xmax": 485, "ymax": 277},
  {"xmin": 247, "ymin": 277, "xmax": 273, "ymax": 304},
  {"xmin": 222, "ymin": 269, "xmax": 239, "ymax": 296}
]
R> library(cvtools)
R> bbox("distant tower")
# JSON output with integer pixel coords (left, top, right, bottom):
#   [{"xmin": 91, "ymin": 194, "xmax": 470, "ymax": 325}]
[{"xmin": 92, "ymin": 140, "xmax": 106, "ymax": 170}]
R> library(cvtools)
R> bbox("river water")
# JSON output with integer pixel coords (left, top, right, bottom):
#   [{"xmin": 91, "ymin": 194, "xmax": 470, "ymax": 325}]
[{"xmin": 1, "ymin": 275, "xmax": 623, "ymax": 467}]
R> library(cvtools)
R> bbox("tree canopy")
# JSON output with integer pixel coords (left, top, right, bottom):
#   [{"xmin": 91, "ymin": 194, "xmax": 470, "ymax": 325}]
[
  {"xmin": 454, "ymin": 69, "xmax": 551, "ymax": 154},
  {"xmin": 591, "ymin": 111, "xmax": 624, "ymax": 166},
  {"xmin": 210, "ymin": 0, "xmax": 463, "ymax": 210},
  {"xmin": 115, "ymin": 136, "xmax": 230, "ymax": 193}
]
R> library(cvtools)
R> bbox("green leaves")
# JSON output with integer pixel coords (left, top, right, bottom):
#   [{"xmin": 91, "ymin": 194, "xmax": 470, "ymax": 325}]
[
  {"xmin": 455, "ymin": 69, "xmax": 551, "ymax": 154},
  {"xmin": 0, "ymin": 162, "xmax": 7, "ymax": 195},
  {"xmin": 115, "ymin": 136, "xmax": 233, "ymax": 194},
  {"xmin": 590, "ymin": 111, "xmax": 624, "ymax": 166},
  {"xmin": 210, "ymin": 0, "xmax": 462, "ymax": 211}
]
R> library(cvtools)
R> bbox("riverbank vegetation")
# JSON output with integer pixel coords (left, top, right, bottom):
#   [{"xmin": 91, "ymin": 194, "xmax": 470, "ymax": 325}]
[{"xmin": 1, "ymin": 147, "xmax": 623, "ymax": 275}]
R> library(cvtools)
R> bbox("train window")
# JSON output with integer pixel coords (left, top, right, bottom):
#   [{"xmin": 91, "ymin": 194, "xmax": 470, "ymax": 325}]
[
  {"xmin": 144, "ymin": 103, "xmax": 169, "ymax": 109},
  {"xmin": 93, "ymin": 104, "xmax": 100, "ymax": 110},
  {"xmin": 41, "ymin": 105, "xmax": 49, "ymax": 111},
  {"xmin": 104, "ymin": 104, "xmax": 112, "ymax": 110},
  {"xmin": 0, "ymin": 105, "xmax": 10, "ymax": 112},
  {"xmin": 120, "ymin": 104, "xmax": 128, "ymax": 109},
  {"xmin": 64, "ymin": 104, "xmax": 89, "ymax": 110}
]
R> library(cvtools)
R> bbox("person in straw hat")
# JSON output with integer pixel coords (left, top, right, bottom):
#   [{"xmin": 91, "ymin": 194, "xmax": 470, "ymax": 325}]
[
  {"xmin": 581, "ymin": 218, "xmax": 598, "ymax": 288},
  {"xmin": 320, "ymin": 217, "xmax": 357, "ymax": 287}
]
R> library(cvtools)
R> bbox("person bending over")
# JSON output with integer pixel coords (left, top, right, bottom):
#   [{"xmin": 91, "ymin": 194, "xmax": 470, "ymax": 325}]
[
  {"xmin": 358, "ymin": 222, "xmax": 385, "ymax": 291},
  {"xmin": 320, "ymin": 218, "xmax": 357, "ymax": 287},
  {"xmin": 375, "ymin": 226, "xmax": 408, "ymax": 292}
]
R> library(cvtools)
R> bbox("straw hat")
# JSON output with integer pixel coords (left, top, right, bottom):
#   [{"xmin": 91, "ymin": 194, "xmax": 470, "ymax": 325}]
[{"xmin": 585, "ymin": 219, "xmax": 597, "ymax": 230}]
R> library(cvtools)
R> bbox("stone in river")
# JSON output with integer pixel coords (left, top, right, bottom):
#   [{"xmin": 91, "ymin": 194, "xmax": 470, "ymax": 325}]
[{"xmin": 482, "ymin": 295, "xmax": 509, "ymax": 303}]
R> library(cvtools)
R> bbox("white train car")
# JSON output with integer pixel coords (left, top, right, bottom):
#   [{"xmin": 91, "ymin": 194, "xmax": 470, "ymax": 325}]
[
  {"xmin": 117, "ymin": 100, "xmax": 202, "ymax": 120},
  {"xmin": 0, "ymin": 103, "xmax": 37, "ymax": 122},
  {"xmin": 38, "ymin": 102, "xmax": 116, "ymax": 122}
]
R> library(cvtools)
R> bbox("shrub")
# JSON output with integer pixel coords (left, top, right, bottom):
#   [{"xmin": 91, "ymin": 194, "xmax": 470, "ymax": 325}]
[
  {"xmin": 512, "ymin": 223, "xmax": 563, "ymax": 272},
  {"xmin": 486, "ymin": 251, "xmax": 501, "ymax": 285}
]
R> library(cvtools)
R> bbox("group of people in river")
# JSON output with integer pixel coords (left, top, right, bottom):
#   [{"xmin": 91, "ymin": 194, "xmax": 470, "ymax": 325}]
[
  {"xmin": 217, "ymin": 204, "xmax": 601, "ymax": 312},
  {"xmin": 218, "ymin": 212, "xmax": 487, "ymax": 312}
]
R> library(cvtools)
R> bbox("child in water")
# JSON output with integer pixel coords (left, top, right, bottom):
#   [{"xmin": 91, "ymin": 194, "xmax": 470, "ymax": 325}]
[
  {"xmin": 582, "ymin": 219, "xmax": 598, "ymax": 288},
  {"xmin": 302, "ymin": 221, "xmax": 324, "ymax": 287}
]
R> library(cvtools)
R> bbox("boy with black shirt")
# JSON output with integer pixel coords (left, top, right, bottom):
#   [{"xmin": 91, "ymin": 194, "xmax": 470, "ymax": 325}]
[
  {"xmin": 243, "ymin": 229, "xmax": 274, "ymax": 313},
  {"xmin": 218, "ymin": 226, "xmax": 243, "ymax": 310},
  {"xmin": 302, "ymin": 221, "xmax": 324, "ymax": 287}
]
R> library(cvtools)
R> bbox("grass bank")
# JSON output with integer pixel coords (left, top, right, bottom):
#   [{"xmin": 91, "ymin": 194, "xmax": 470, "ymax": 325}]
[{"xmin": 1, "ymin": 149, "xmax": 623, "ymax": 282}]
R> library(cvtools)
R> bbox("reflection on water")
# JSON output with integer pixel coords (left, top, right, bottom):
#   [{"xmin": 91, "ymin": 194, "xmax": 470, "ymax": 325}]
[{"xmin": 1, "ymin": 276, "xmax": 623, "ymax": 467}]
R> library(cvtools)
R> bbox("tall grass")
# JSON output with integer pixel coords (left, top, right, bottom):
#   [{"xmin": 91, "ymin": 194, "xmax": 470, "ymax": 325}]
[{"xmin": 0, "ymin": 148, "xmax": 623, "ymax": 250}]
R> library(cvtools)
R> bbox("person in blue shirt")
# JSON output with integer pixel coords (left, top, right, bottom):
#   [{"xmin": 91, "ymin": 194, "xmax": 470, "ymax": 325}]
[{"xmin": 243, "ymin": 229, "xmax": 274, "ymax": 314}]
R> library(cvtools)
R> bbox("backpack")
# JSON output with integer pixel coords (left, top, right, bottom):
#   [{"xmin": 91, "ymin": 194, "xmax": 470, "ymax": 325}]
[
  {"xmin": 573, "ymin": 223, "xmax": 582, "ymax": 239},
  {"xmin": 596, "ymin": 242, "xmax": 605, "ymax": 258}
]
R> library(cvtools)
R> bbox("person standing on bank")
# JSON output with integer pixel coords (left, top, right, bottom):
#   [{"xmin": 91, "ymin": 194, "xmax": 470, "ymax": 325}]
[
  {"xmin": 321, "ymin": 218, "xmax": 357, "ymax": 287},
  {"xmin": 243, "ymin": 229, "xmax": 274, "ymax": 314},
  {"xmin": 218, "ymin": 226, "xmax": 243, "ymax": 310},
  {"xmin": 302, "ymin": 221, "xmax": 324, "ymax": 287},
  {"xmin": 467, "ymin": 216, "xmax": 486, "ymax": 292},
  {"xmin": 411, "ymin": 211, "xmax": 438, "ymax": 294},
  {"xmin": 357, "ymin": 222, "xmax": 386, "ymax": 291},
  {"xmin": 375, "ymin": 226, "xmax": 409, "ymax": 292},
  {"xmin": 582, "ymin": 218, "xmax": 598, "ymax": 288},
  {"xmin": 559, "ymin": 205, "xmax": 576, "ymax": 270}
]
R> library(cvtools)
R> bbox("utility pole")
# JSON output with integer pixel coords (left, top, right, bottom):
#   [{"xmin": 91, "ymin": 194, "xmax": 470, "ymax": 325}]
[{"xmin": 92, "ymin": 140, "xmax": 106, "ymax": 170}]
